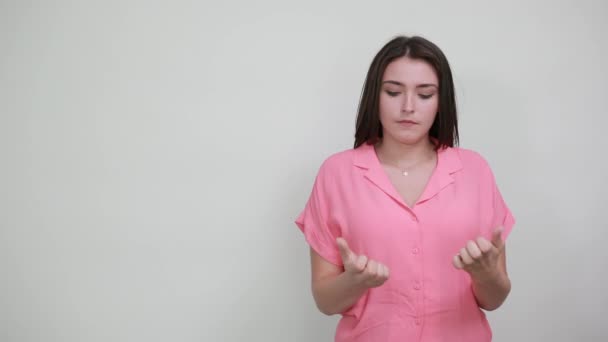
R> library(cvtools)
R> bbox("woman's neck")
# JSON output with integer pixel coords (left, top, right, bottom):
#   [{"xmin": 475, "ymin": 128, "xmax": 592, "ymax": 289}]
[{"xmin": 374, "ymin": 136, "xmax": 436, "ymax": 167}]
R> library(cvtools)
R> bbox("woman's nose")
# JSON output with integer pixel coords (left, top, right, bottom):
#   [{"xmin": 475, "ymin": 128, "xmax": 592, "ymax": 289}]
[{"xmin": 401, "ymin": 93, "xmax": 415, "ymax": 113}]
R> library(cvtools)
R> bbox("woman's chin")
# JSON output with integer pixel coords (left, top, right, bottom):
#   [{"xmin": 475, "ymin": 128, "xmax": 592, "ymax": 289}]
[{"xmin": 386, "ymin": 132, "xmax": 428, "ymax": 146}]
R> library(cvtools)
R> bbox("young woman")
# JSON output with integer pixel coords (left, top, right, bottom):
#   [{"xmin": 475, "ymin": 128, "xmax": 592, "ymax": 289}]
[{"xmin": 295, "ymin": 36, "xmax": 515, "ymax": 342}]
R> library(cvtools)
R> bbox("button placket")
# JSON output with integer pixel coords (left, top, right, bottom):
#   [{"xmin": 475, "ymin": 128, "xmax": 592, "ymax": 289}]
[{"xmin": 409, "ymin": 209, "xmax": 424, "ymax": 329}]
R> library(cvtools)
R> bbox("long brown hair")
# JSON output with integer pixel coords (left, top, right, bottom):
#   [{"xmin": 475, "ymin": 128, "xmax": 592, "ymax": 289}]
[{"xmin": 354, "ymin": 36, "xmax": 459, "ymax": 150}]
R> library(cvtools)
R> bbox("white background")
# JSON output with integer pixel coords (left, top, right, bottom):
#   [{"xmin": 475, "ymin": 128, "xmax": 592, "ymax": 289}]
[{"xmin": 1, "ymin": 1, "xmax": 607, "ymax": 341}]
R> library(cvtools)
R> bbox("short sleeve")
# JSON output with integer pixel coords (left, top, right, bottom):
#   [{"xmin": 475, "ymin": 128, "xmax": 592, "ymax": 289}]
[
  {"xmin": 295, "ymin": 162, "xmax": 342, "ymax": 266},
  {"xmin": 485, "ymin": 162, "xmax": 516, "ymax": 241},
  {"xmin": 491, "ymin": 182, "xmax": 516, "ymax": 240}
]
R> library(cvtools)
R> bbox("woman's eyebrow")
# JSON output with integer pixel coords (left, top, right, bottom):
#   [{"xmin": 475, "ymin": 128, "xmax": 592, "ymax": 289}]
[
  {"xmin": 382, "ymin": 80, "xmax": 404, "ymax": 86},
  {"xmin": 382, "ymin": 80, "xmax": 438, "ymax": 89},
  {"xmin": 416, "ymin": 84, "xmax": 438, "ymax": 89}
]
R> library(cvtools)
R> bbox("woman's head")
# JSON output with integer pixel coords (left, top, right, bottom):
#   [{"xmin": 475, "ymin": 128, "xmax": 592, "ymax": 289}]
[{"xmin": 354, "ymin": 36, "xmax": 458, "ymax": 150}]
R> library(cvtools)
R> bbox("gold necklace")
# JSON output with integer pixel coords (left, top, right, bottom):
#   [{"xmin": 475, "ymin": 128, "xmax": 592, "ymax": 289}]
[
  {"xmin": 395, "ymin": 156, "xmax": 432, "ymax": 176},
  {"xmin": 375, "ymin": 144, "xmax": 434, "ymax": 176},
  {"xmin": 399, "ymin": 164, "xmax": 419, "ymax": 176}
]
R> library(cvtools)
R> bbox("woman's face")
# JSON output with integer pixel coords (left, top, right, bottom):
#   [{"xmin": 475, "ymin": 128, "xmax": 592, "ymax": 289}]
[{"xmin": 379, "ymin": 56, "xmax": 439, "ymax": 145}]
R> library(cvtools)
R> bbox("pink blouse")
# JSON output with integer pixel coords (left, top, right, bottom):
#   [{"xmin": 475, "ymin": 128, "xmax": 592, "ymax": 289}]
[{"xmin": 296, "ymin": 143, "xmax": 515, "ymax": 342}]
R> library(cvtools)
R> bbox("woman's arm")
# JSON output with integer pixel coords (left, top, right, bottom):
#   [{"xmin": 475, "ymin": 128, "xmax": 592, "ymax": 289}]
[
  {"xmin": 453, "ymin": 226, "xmax": 512, "ymax": 311},
  {"xmin": 309, "ymin": 238, "xmax": 389, "ymax": 315},
  {"xmin": 309, "ymin": 249, "xmax": 367, "ymax": 315},
  {"xmin": 470, "ymin": 247, "xmax": 511, "ymax": 311}
]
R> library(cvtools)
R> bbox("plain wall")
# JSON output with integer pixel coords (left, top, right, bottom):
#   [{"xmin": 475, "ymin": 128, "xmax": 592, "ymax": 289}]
[{"xmin": 1, "ymin": 0, "xmax": 607, "ymax": 341}]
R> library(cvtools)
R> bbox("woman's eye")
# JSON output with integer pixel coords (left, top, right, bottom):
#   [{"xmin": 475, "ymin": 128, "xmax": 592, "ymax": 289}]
[
  {"xmin": 385, "ymin": 91, "xmax": 400, "ymax": 97},
  {"xmin": 419, "ymin": 94, "xmax": 435, "ymax": 99}
]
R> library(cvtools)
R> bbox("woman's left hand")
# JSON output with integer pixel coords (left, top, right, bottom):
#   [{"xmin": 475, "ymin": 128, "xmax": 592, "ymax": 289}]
[{"xmin": 453, "ymin": 226, "xmax": 505, "ymax": 281}]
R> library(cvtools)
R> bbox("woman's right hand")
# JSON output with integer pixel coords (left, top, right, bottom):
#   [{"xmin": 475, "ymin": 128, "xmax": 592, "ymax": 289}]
[{"xmin": 336, "ymin": 237, "xmax": 390, "ymax": 288}]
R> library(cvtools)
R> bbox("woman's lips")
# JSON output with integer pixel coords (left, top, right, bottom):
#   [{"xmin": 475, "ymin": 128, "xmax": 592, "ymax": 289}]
[{"xmin": 397, "ymin": 120, "xmax": 418, "ymax": 127}]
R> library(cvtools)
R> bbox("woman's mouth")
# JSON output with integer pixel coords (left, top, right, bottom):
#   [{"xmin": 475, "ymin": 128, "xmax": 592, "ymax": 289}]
[{"xmin": 397, "ymin": 120, "xmax": 418, "ymax": 127}]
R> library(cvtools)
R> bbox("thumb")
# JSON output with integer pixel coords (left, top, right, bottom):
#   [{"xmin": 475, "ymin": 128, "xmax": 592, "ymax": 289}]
[
  {"xmin": 492, "ymin": 226, "xmax": 505, "ymax": 249},
  {"xmin": 336, "ymin": 237, "xmax": 355, "ymax": 264}
]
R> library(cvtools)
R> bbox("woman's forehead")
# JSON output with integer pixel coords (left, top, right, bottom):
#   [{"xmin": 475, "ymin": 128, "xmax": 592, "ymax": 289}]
[{"xmin": 382, "ymin": 57, "xmax": 438, "ymax": 84}]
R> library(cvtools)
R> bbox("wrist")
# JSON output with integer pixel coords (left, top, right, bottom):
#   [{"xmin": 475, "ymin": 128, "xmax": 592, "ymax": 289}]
[
  {"xmin": 342, "ymin": 270, "xmax": 370, "ymax": 292},
  {"xmin": 471, "ymin": 268, "xmax": 508, "ymax": 286}
]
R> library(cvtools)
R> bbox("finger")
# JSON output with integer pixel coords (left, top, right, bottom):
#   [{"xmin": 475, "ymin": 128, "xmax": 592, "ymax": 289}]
[
  {"xmin": 354, "ymin": 254, "xmax": 368, "ymax": 273},
  {"xmin": 373, "ymin": 262, "xmax": 387, "ymax": 285},
  {"xmin": 382, "ymin": 264, "xmax": 390, "ymax": 280},
  {"xmin": 453, "ymin": 254, "xmax": 464, "ymax": 269},
  {"xmin": 378, "ymin": 263, "xmax": 388, "ymax": 281},
  {"xmin": 374, "ymin": 263, "xmax": 383, "ymax": 279},
  {"xmin": 336, "ymin": 238, "xmax": 354, "ymax": 265},
  {"xmin": 459, "ymin": 248, "xmax": 474, "ymax": 265},
  {"xmin": 476, "ymin": 237, "xmax": 493, "ymax": 254},
  {"xmin": 466, "ymin": 240, "xmax": 482, "ymax": 259},
  {"xmin": 365, "ymin": 260, "xmax": 377, "ymax": 278},
  {"xmin": 492, "ymin": 226, "xmax": 505, "ymax": 249}
]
